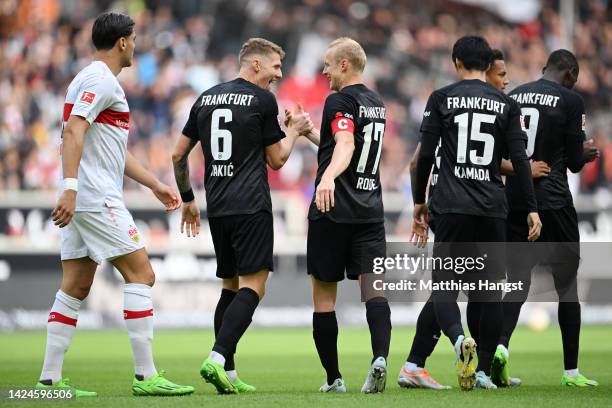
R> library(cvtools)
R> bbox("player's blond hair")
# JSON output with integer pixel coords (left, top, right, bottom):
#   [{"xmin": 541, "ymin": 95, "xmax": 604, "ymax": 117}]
[
  {"xmin": 238, "ymin": 38, "xmax": 285, "ymax": 67},
  {"xmin": 328, "ymin": 37, "xmax": 367, "ymax": 73}
]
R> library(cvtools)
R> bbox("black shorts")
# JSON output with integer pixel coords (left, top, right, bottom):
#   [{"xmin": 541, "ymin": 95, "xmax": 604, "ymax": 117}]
[
  {"xmin": 507, "ymin": 207, "xmax": 579, "ymax": 243},
  {"xmin": 428, "ymin": 209, "xmax": 438, "ymax": 234},
  {"xmin": 307, "ymin": 218, "xmax": 386, "ymax": 282},
  {"xmin": 208, "ymin": 211, "xmax": 274, "ymax": 279},
  {"xmin": 432, "ymin": 213, "xmax": 506, "ymax": 282},
  {"xmin": 506, "ymin": 207, "xmax": 579, "ymax": 299}
]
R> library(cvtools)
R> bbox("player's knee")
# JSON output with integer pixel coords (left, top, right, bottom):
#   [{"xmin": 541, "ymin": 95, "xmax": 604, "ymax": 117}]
[
  {"xmin": 63, "ymin": 284, "xmax": 91, "ymax": 301},
  {"xmin": 77, "ymin": 285, "xmax": 92, "ymax": 300},
  {"xmin": 314, "ymin": 299, "xmax": 335, "ymax": 313},
  {"xmin": 256, "ymin": 286, "xmax": 266, "ymax": 300},
  {"xmin": 242, "ymin": 281, "xmax": 266, "ymax": 299},
  {"xmin": 313, "ymin": 292, "xmax": 336, "ymax": 312},
  {"xmin": 126, "ymin": 269, "xmax": 155, "ymax": 286},
  {"xmin": 239, "ymin": 270, "xmax": 268, "ymax": 299},
  {"xmin": 143, "ymin": 271, "xmax": 155, "ymax": 287},
  {"xmin": 223, "ymin": 277, "xmax": 239, "ymax": 291}
]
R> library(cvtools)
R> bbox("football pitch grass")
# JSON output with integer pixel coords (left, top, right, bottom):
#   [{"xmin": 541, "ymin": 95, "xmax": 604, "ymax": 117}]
[{"xmin": 1, "ymin": 326, "xmax": 611, "ymax": 407}]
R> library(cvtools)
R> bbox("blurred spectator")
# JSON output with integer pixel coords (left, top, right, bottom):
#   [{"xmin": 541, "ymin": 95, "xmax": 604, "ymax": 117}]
[{"xmin": 0, "ymin": 0, "xmax": 610, "ymax": 203}]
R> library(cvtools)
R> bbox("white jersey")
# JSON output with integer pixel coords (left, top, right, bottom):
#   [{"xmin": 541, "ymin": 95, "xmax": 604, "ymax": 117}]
[{"xmin": 60, "ymin": 61, "xmax": 130, "ymax": 211}]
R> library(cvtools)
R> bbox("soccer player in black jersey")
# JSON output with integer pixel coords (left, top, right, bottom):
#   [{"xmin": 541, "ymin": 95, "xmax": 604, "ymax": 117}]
[
  {"xmin": 412, "ymin": 36, "xmax": 541, "ymax": 390},
  {"xmin": 402, "ymin": 49, "xmax": 529, "ymax": 389},
  {"xmin": 171, "ymin": 38, "xmax": 313, "ymax": 394},
  {"xmin": 301, "ymin": 37, "xmax": 391, "ymax": 394},
  {"xmin": 493, "ymin": 49, "xmax": 599, "ymax": 387}
]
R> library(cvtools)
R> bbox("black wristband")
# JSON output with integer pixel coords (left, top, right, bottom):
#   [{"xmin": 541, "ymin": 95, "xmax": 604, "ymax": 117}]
[{"xmin": 180, "ymin": 189, "xmax": 195, "ymax": 203}]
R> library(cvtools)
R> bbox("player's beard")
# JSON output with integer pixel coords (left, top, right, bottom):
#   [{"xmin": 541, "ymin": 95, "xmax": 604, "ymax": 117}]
[{"xmin": 122, "ymin": 51, "xmax": 134, "ymax": 68}]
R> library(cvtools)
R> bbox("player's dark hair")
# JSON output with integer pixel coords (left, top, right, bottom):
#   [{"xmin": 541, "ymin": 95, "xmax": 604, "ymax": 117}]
[
  {"xmin": 491, "ymin": 49, "xmax": 504, "ymax": 62},
  {"xmin": 451, "ymin": 36, "xmax": 493, "ymax": 71},
  {"xmin": 546, "ymin": 49, "xmax": 579, "ymax": 73},
  {"xmin": 92, "ymin": 12, "xmax": 135, "ymax": 51}
]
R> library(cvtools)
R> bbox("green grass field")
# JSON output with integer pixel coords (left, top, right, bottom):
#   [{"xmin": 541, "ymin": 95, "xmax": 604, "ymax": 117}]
[{"xmin": 1, "ymin": 326, "xmax": 611, "ymax": 407}]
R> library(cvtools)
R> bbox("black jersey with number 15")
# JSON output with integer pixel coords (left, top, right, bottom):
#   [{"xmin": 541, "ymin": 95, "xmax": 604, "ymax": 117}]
[
  {"xmin": 182, "ymin": 78, "xmax": 286, "ymax": 218},
  {"xmin": 506, "ymin": 78, "xmax": 586, "ymax": 211},
  {"xmin": 421, "ymin": 79, "xmax": 527, "ymax": 219},
  {"xmin": 308, "ymin": 84, "xmax": 386, "ymax": 223}
]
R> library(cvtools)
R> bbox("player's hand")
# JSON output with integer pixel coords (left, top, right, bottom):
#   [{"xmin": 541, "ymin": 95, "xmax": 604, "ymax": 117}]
[
  {"xmin": 412, "ymin": 204, "xmax": 429, "ymax": 247},
  {"xmin": 410, "ymin": 216, "xmax": 429, "ymax": 248},
  {"xmin": 527, "ymin": 212, "xmax": 542, "ymax": 241},
  {"xmin": 152, "ymin": 182, "xmax": 181, "ymax": 212},
  {"xmin": 52, "ymin": 190, "xmax": 77, "ymax": 228},
  {"xmin": 316, "ymin": 175, "xmax": 335, "ymax": 212},
  {"xmin": 284, "ymin": 108, "xmax": 292, "ymax": 128},
  {"xmin": 583, "ymin": 140, "xmax": 600, "ymax": 163},
  {"xmin": 180, "ymin": 200, "xmax": 200, "ymax": 237},
  {"xmin": 530, "ymin": 160, "xmax": 550, "ymax": 178},
  {"xmin": 287, "ymin": 103, "xmax": 313, "ymax": 135}
]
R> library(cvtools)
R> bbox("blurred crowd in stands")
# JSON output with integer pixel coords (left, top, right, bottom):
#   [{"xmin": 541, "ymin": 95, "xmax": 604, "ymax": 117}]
[{"xmin": 0, "ymin": 0, "xmax": 610, "ymax": 201}]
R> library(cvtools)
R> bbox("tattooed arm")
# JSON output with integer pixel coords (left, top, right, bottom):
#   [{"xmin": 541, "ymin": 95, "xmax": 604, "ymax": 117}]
[{"xmin": 172, "ymin": 134, "xmax": 200, "ymax": 237}]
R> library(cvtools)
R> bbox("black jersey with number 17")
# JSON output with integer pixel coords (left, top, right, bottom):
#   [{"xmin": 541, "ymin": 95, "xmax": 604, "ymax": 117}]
[
  {"xmin": 421, "ymin": 79, "xmax": 528, "ymax": 219},
  {"xmin": 182, "ymin": 78, "xmax": 285, "ymax": 218},
  {"xmin": 308, "ymin": 84, "xmax": 386, "ymax": 223},
  {"xmin": 506, "ymin": 79, "xmax": 586, "ymax": 211}
]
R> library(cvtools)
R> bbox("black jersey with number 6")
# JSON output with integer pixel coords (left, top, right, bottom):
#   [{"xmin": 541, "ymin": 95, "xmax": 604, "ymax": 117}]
[
  {"xmin": 506, "ymin": 79, "xmax": 586, "ymax": 211},
  {"xmin": 421, "ymin": 79, "xmax": 530, "ymax": 218},
  {"xmin": 308, "ymin": 84, "xmax": 386, "ymax": 223},
  {"xmin": 182, "ymin": 78, "xmax": 285, "ymax": 218}
]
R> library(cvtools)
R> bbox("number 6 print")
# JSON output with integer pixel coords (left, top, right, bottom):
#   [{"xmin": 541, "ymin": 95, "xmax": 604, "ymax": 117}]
[{"xmin": 211, "ymin": 108, "xmax": 232, "ymax": 160}]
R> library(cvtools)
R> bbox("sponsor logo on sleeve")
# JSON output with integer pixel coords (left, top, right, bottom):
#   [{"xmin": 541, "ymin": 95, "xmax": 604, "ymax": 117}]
[
  {"xmin": 80, "ymin": 91, "xmax": 96, "ymax": 104},
  {"xmin": 336, "ymin": 111, "xmax": 353, "ymax": 119},
  {"xmin": 331, "ymin": 112, "xmax": 355, "ymax": 134}
]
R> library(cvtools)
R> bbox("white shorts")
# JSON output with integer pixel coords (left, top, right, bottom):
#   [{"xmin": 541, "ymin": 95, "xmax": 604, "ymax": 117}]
[{"xmin": 60, "ymin": 205, "xmax": 145, "ymax": 264}]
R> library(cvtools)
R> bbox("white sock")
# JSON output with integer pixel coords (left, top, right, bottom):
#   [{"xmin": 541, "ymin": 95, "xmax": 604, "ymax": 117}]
[
  {"xmin": 226, "ymin": 369, "xmax": 238, "ymax": 382},
  {"xmin": 454, "ymin": 335, "xmax": 465, "ymax": 356},
  {"xmin": 404, "ymin": 362, "xmax": 420, "ymax": 372},
  {"xmin": 209, "ymin": 350, "xmax": 226, "ymax": 366},
  {"xmin": 564, "ymin": 368, "xmax": 579, "ymax": 377},
  {"xmin": 124, "ymin": 283, "xmax": 157, "ymax": 379},
  {"xmin": 40, "ymin": 290, "xmax": 81, "ymax": 383}
]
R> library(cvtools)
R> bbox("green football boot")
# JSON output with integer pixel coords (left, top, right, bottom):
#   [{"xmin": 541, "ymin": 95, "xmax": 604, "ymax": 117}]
[
  {"xmin": 35, "ymin": 378, "xmax": 97, "ymax": 397},
  {"xmin": 561, "ymin": 373, "xmax": 599, "ymax": 387},
  {"xmin": 231, "ymin": 376, "xmax": 256, "ymax": 392},
  {"xmin": 132, "ymin": 370, "xmax": 195, "ymax": 396},
  {"xmin": 491, "ymin": 345, "xmax": 510, "ymax": 387},
  {"xmin": 200, "ymin": 358, "xmax": 237, "ymax": 394}
]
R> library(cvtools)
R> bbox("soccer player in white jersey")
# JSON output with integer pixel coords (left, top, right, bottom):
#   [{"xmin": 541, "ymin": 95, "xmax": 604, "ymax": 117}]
[{"xmin": 35, "ymin": 12, "xmax": 194, "ymax": 397}]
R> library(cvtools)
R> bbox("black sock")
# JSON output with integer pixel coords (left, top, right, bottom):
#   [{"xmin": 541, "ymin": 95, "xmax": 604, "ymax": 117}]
[
  {"xmin": 500, "ymin": 259, "xmax": 532, "ymax": 349},
  {"xmin": 365, "ymin": 297, "xmax": 391, "ymax": 362},
  {"xmin": 559, "ymin": 302, "xmax": 580, "ymax": 370},
  {"xmin": 313, "ymin": 311, "xmax": 341, "ymax": 385},
  {"xmin": 433, "ymin": 296, "xmax": 464, "ymax": 346},
  {"xmin": 407, "ymin": 300, "xmax": 440, "ymax": 367},
  {"xmin": 466, "ymin": 301, "xmax": 482, "ymax": 346},
  {"xmin": 476, "ymin": 301, "xmax": 503, "ymax": 375},
  {"xmin": 212, "ymin": 287, "xmax": 259, "ymax": 358},
  {"xmin": 214, "ymin": 288, "xmax": 237, "ymax": 371},
  {"xmin": 499, "ymin": 301, "xmax": 524, "ymax": 348}
]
